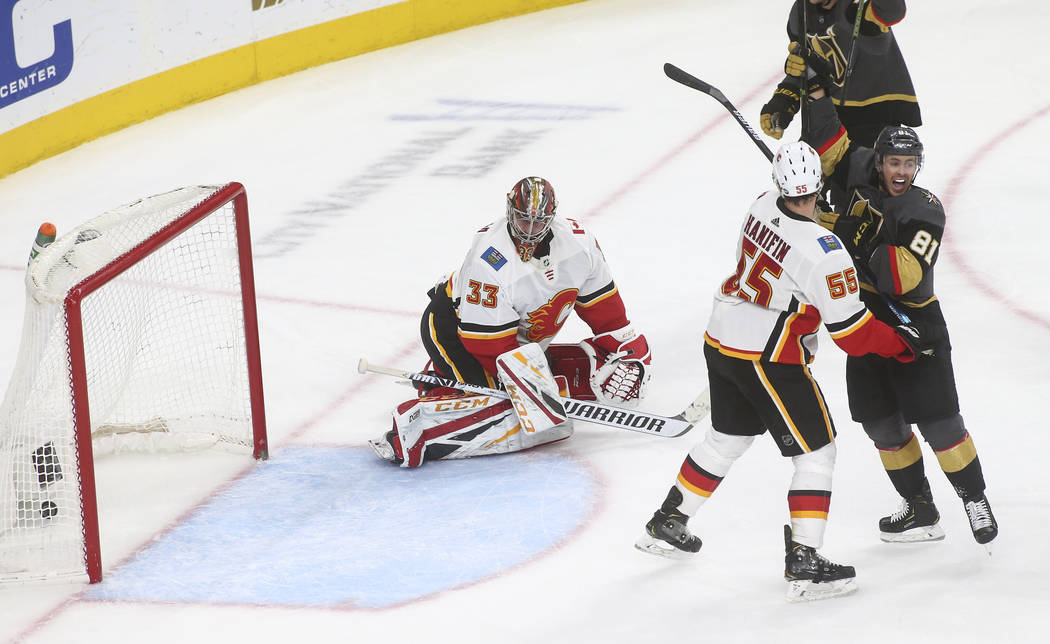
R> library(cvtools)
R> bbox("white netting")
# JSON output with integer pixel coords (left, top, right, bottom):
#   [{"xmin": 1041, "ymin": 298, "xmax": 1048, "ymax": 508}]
[{"xmin": 0, "ymin": 185, "xmax": 258, "ymax": 583}]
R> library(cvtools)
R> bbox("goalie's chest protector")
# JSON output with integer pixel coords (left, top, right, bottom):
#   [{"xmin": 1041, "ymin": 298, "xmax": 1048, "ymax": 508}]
[
  {"xmin": 451, "ymin": 218, "xmax": 612, "ymax": 348},
  {"xmin": 706, "ymin": 191, "xmax": 865, "ymax": 364}
]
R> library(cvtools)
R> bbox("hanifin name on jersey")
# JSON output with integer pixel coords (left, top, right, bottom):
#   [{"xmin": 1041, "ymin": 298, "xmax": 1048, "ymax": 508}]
[{"xmin": 744, "ymin": 214, "xmax": 791, "ymax": 262}]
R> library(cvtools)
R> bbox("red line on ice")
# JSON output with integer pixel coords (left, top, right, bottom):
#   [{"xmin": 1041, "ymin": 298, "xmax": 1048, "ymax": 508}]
[{"xmin": 940, "ymin": 102, "xmax": 1050, "ymax": 332}]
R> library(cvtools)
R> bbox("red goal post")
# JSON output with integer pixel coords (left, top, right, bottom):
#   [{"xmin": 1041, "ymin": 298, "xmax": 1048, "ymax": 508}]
[{"xmin": 0, "ymin": 183, "xmax": 267, "ymax": 584}]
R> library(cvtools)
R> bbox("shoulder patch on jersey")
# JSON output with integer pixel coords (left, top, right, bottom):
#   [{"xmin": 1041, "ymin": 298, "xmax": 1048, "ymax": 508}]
[
  {"xmin": 818, "ymin": 235, "xmax": 841, "ymax": 253},
  {"xmin": 921, "ymin": 189, "xmax": 942, "ymax": 208},
  {"xmin": 481, "ymin": 246, "xmax": 507, "ymax": 270}
]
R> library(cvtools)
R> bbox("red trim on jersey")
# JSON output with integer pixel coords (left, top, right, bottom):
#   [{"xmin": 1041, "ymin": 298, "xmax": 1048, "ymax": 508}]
[
  {"xmin": 704, "ymin": 332, "xmax": 764, "ymax": 361},
  {"xmin": 575, "ymin": 289, "xmax": 629, "ymax": 335},
  {"xmin": 869, "ymin": 3, "xmax": 902, "ymax": 27},
  {"xmin": 887, "ymin": 246, "xmax": 904, "ymax": 294},
  {"xmin": 816, "ymin": 126, "xmax": 848, "ymax": 155},
  {"xmin": 772, "ymin": 305, "xmax": 822, "ymax": 363},
  {"xmin": 461, "ymin": 334, "xmax": 520, "ymax": 377},
  {"xmin": 831, "ymin": 315, "xmax": 913, "ymax": 361}
]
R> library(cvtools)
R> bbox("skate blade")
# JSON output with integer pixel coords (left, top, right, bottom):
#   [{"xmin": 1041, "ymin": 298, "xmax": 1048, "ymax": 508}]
[
  {"xmin": 633, "ymin": 535, "xmax": 697, "ymax": 560},
  {"xmin": 786, "ymin": 577, "xmax": 857, "ymax": 602},
  {"xmin": 367, "ymin": 438, "xmax": 395, "ymax": 461},
  {"xmin": 879, "ymin": 524, "xmax": 946, "ymax": 543}
]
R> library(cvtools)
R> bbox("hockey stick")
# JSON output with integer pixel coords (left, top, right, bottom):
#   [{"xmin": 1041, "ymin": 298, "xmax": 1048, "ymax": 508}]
[
  {"xmin": 839, "ymin": 0, "xmax": 870, "ymax": 105},
  {"xmin": 664, "ymin": 64, "xmax": 773, "ymax": 162},
  {"xmin": 663, "ymin": 62, "xmax": 912, "ymax": 325},
  {"xmin": 358, "ymin": 358, "xmax": 694, "ymax": 438},
  {"xmin": 797, "ymin": 0, "xmax": 809, "ymax": 128}
]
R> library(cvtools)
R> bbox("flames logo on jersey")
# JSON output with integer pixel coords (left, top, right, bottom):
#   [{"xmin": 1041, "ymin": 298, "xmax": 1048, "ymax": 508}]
[{"xmin": 525, "ymin": 288, "xmax": 579, "ymax": 343}]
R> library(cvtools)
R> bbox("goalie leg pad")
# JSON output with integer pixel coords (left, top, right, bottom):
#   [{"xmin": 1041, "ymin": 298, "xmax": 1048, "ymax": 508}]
[
  {"xmin": 385, "ymin": 394, "xmax": 572, "ymax": 468},
  {"xmin": 496, "ymin": 343, "xmax": 573, "ymax": 449}
]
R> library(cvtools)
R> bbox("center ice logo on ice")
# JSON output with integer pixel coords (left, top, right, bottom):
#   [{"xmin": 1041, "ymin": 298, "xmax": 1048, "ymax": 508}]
[{"xmin": 0, "ymin": 0, "xmax": 73, "ymax": 108}]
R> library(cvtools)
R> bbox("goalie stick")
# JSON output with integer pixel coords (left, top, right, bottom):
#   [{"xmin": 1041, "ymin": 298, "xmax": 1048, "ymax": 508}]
[
  {"xmin": 358, "ymin": 358, "xmax": 694, "ymax": 438},
  {"xmin": 662, "ymin": 62, "xmax": 913, "ymax": 326}
]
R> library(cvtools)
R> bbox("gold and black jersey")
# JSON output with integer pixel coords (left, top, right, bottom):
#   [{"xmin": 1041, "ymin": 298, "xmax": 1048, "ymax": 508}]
[{"xmin": 786, "ymin": 0, "xmax": 920, "ymax": 138}]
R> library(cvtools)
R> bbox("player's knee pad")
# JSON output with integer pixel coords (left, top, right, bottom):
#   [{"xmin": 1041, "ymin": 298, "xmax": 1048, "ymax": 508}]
[
  {"xmin": 917, "ymin": 413, "xmax": 967, "ymax": 451},
  {"xmin": 790, "ymin": 442, "xmax": 836, "ymax": 496},
  {"xmin": 690, "ymin": 429, "xmax": 755, "ymax": 475},
  {"xmin": 791, "ymin": 441, "xmax": 837, "ymax": 477},
  {"xmin": 861, "ymin": 412, "xmax": 912, "ymax": 449}
]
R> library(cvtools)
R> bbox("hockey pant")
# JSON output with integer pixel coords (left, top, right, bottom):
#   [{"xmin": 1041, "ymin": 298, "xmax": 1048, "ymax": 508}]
[
  {"xmin": 390, "ymin": 343, "xmax": 572, "ymax": 467},
  {"xmin": 671, "ymin": 428, "xmax": 836, "ymax": 548}
]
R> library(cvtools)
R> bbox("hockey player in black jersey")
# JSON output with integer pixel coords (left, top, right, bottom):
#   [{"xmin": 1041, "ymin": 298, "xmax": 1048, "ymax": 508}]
[
  {"xmin": 802, "ymin": 85, "xmax": 997, "ymax": 548},
  {"xmin": 761, "ymin": 0, "xmax": 921, "ymax": 149}
]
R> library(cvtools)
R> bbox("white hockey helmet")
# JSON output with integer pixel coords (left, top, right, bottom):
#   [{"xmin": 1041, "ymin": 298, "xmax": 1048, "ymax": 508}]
[{"xmin": 772, "ymin": 141, "xmax": 823, "ymax": 198}]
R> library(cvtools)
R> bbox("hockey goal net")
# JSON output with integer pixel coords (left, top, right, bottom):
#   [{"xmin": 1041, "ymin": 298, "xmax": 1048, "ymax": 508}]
[{"xmin": 0, "ymin": 183, "xmax": 267, "ymax": 584}]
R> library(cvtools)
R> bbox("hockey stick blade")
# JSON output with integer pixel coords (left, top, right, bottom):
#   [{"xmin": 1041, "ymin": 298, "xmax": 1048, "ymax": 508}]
[
  {"xmin": 664, "ymin": 63, "xmax": 773, "ymax": 161},
  {"xmin": 663, "ymin": 63, "xmax": 727, "ymax": 103},
  {"xmin": 675, "ymin": 386, "xmax": 711, "ymax": 424},
  {"xmin": 359, "ymin": 358, "xmax": 693, "ymax": 438}
]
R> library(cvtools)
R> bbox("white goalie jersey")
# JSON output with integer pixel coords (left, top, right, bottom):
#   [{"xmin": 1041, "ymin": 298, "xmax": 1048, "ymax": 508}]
[
  {"xmin": 447, "ymin": 216, "xmax": 626, "ymax": 366},
  {"xmin": 705, "ymin": 190, "xmax": 904, "ymax": 365}
]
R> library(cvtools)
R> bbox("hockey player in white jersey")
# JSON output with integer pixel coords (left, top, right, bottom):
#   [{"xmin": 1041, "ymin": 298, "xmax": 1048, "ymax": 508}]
[
  {"xmin": 369, "ymin": 176, "xmax": 652, "ymax": 467},
  {"xmin": 634, "ymin": 142, "xmax": 932, "ymax": 601}
]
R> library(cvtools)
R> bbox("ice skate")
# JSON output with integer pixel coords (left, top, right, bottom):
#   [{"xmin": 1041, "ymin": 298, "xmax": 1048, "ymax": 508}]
[
  {"xmin": 368, "ymin": 429, "xmax": 403, "ymax": 465},
  {"xmin": 963, "ymin": 493, "xmax": 997, "ymax": 548},
  {"xmin": 879, "ymin": 481, "xmax": 945, "ymax": 543},
  {"xmin": 634, "ymin": 508, "xmax": 702, "ymax": 560},
  {"xmin": 783, "ymin": 525, "xmax": 857, "ymax": 602}
]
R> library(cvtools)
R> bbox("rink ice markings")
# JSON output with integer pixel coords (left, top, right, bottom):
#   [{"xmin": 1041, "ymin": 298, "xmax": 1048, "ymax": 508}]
[
  {"xmin": 3, "ymin": 64, "xmax": 788, "ymax": 633},
  {"xmin": 78, "ymin": 448, "xmax": 602, "ymax": 610},
  {"xmin": 580, "ymin": 71, "xmax": 782, "ymax": 223},
  {"xmin": 940, "ymin": 101, "xmax": 1050, "ymax": 333}
]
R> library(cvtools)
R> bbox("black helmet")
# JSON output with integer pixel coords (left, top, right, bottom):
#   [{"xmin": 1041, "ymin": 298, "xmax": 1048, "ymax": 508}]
[{"xmin": 874, "ymin": 126, "xmax": 924, "ymax": 168}]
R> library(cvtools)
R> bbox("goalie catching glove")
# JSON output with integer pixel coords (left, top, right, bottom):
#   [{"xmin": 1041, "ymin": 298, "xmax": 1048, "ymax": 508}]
[{"xmin": 579, "ymin": 325, "xmax": 652, "ymax": 407}]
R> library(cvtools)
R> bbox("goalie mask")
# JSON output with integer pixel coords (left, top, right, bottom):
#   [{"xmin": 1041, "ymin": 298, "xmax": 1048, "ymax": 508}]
[
  {"xmin": 772, "ymin": 141, "xmax": 823, "ymax": 198},
  {"xmin": 507, "ymin": 176, "xmax": 557, "ymax": 261}
]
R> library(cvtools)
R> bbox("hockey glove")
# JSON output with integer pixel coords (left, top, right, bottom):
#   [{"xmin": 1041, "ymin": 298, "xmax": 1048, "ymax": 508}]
[
  {"xmin": 579, "ymin": 325, "xmax": 652, "ymax": 407},
  {"xmin": 833, "ymin": 208, "xmax": 882, "ymax": 261},
  {"xmin": 815, "ymin": 199, "xmax": 838, "ymax": 232},
  {"xmin": 784, "ymin": 41, "xmax": 836, "ymax": 93},
  {"xmin": 760, "ymin": 82, "xmax": 800, "ymax": 140},
  {"xmin": 894, "ymin": 324, "xmax": 936, "ymax": 358}
]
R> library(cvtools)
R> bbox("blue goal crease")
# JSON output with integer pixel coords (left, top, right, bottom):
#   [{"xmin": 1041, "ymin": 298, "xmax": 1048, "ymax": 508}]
[{"xmin": 85, "ymin": 447, "xmax": 596, "ymax": 608}]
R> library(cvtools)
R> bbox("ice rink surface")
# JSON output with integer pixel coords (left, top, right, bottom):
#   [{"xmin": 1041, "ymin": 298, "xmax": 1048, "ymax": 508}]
[{"xmin": 1, "ymin": 0, "xmax": 1048, "ymax": 641}]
